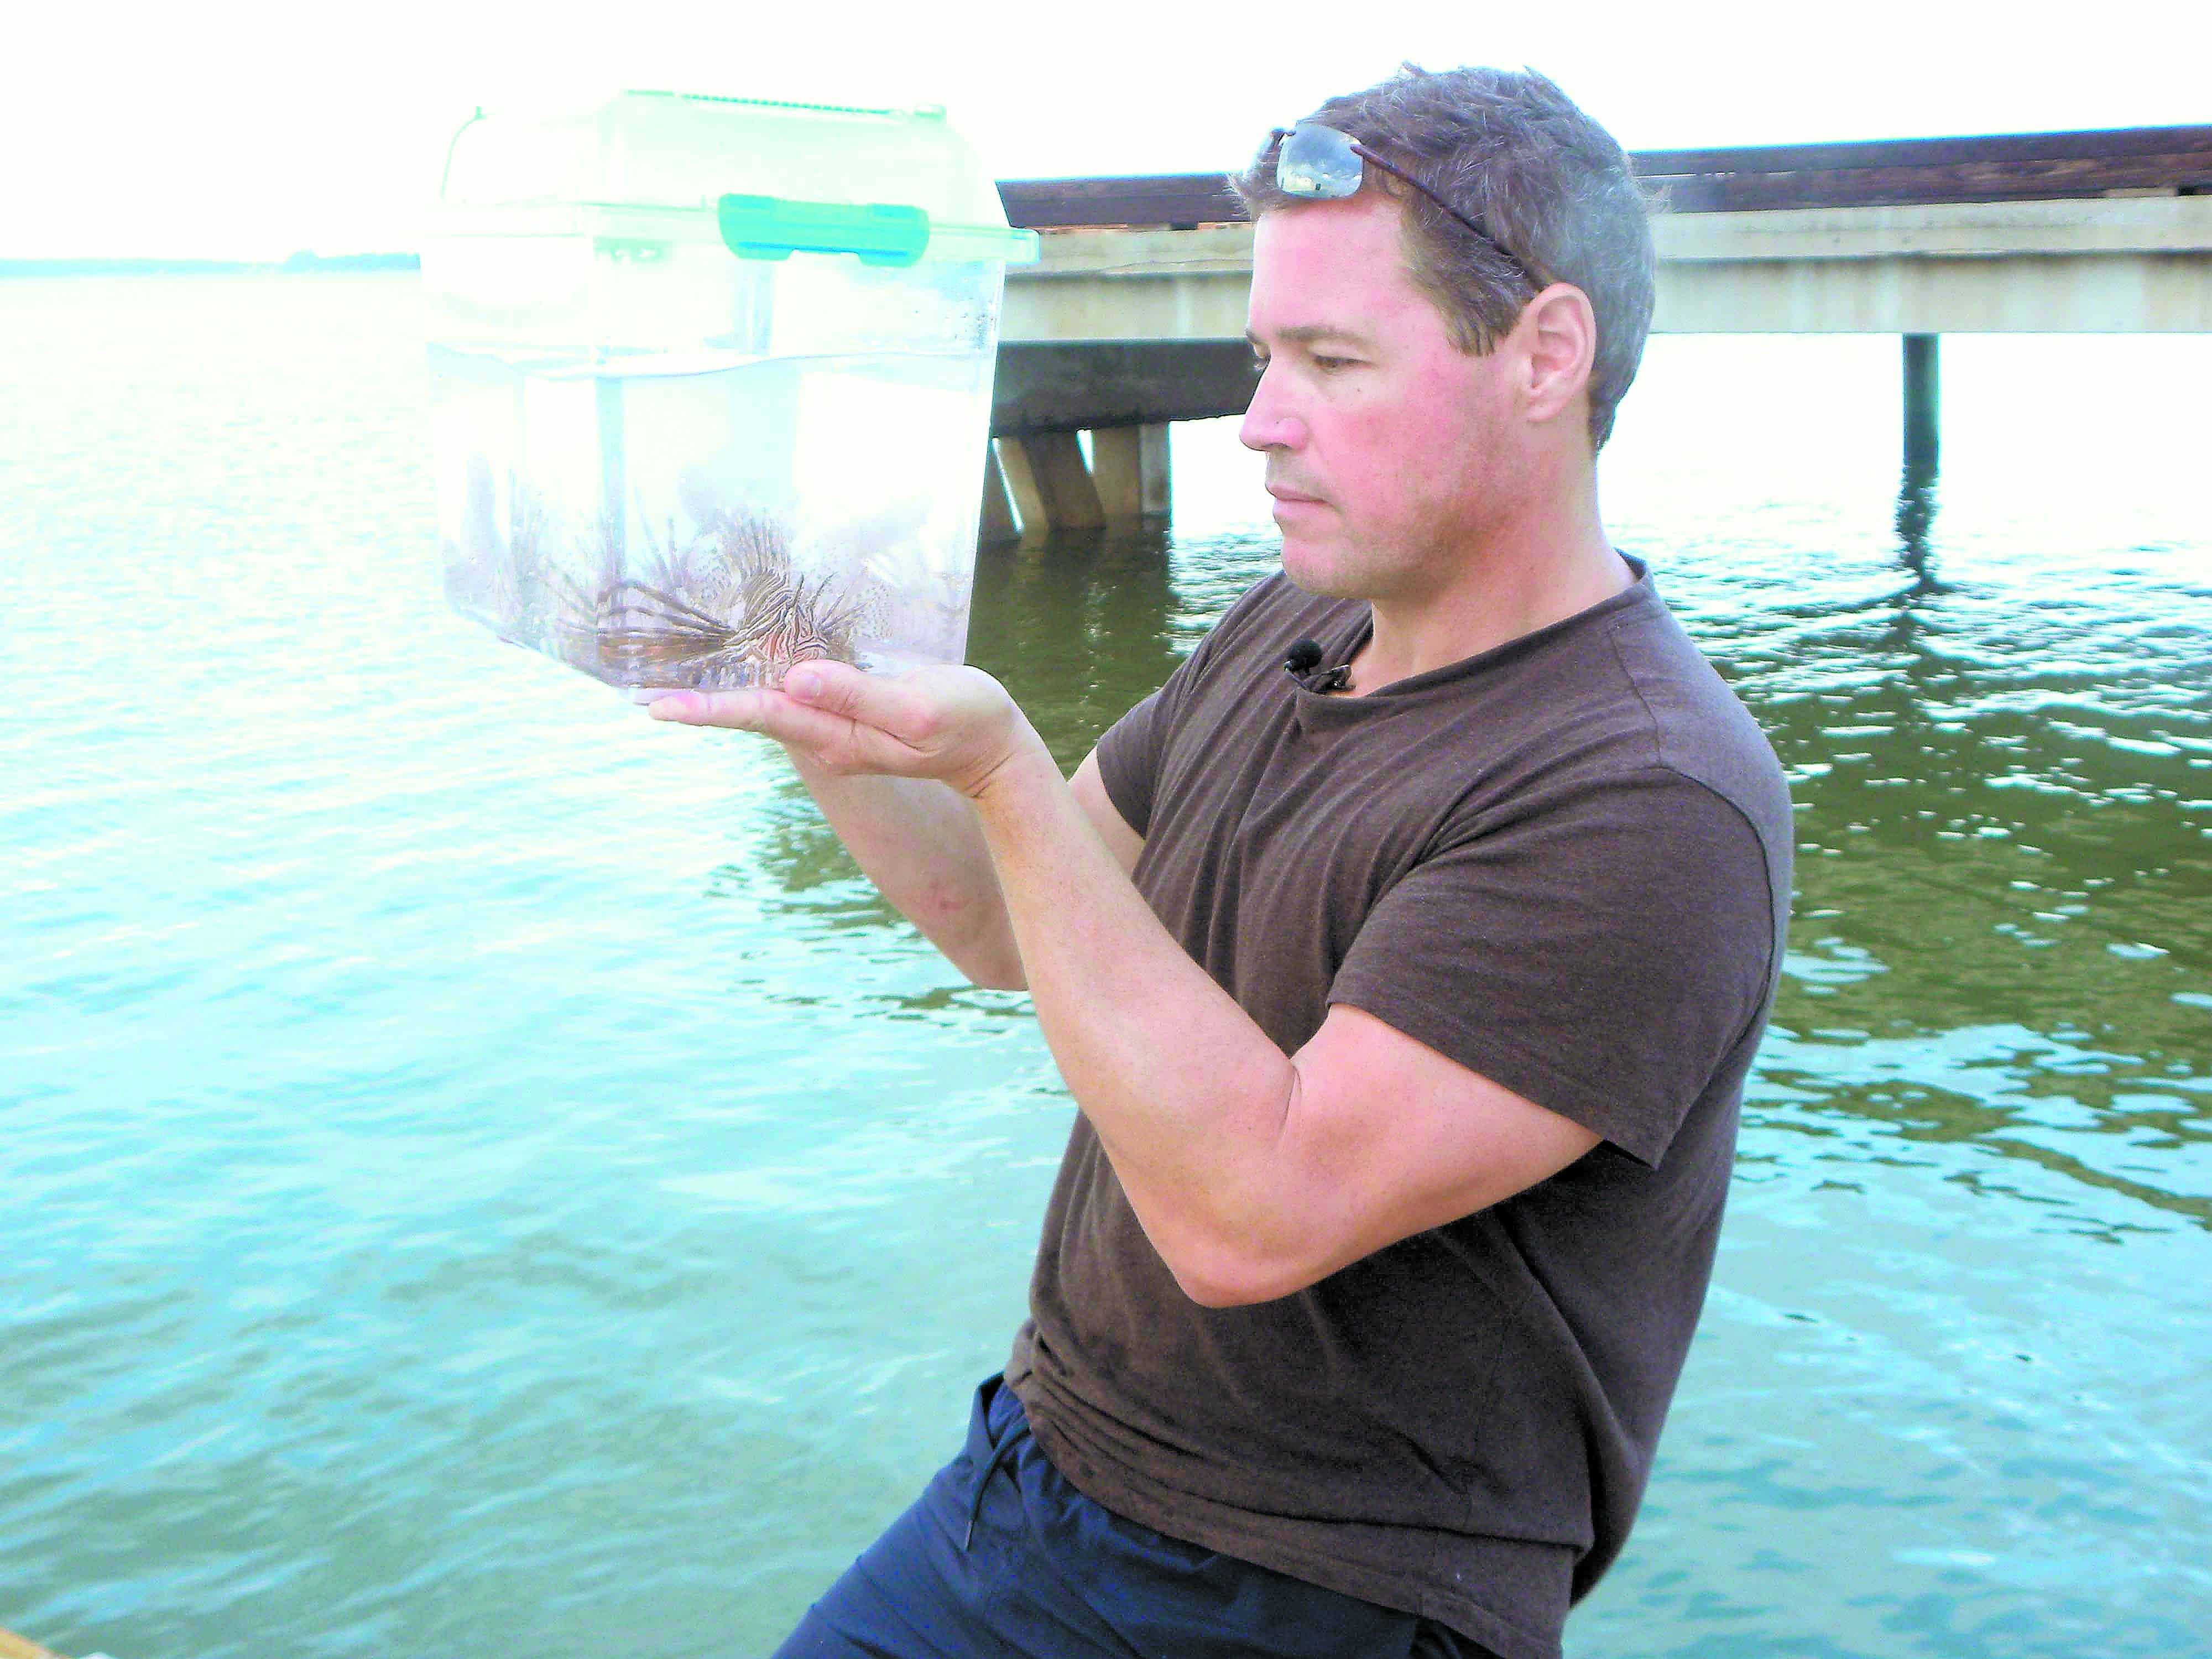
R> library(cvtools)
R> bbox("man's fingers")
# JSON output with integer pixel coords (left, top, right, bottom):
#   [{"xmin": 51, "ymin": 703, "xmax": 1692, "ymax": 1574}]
[
  {"xmin": 653, "ymin": 664, "xmax": 898, "ymax": 726},
  {"xmin": 648, "ymin": 686, "xmax": 812, "ymax": 738},
  {"xmin": 781, "ymin": 661, "xmax": 912, "ymax": 731},
  {"xmin": 647, "ymin": 687, "xmax": 772, "ymax": 731},
  {"xmin": 645, "ymin": 660, "xmax": 1010, "ymax": 788},
  {"xmin": 648, "ymin": 677, "xmax": 926, "ymax": 773}
]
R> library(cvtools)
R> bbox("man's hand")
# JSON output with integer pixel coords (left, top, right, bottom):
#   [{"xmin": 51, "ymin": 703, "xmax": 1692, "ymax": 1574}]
[{"xmin": 648, "ymin": 661, "xmax": 1039, "ymax": 801}]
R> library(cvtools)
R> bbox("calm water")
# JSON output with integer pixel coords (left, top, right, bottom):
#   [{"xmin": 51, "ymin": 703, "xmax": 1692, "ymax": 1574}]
[{"xmin": 2, "ymin": 274, "xmax": 2207, "ymax": 1659}]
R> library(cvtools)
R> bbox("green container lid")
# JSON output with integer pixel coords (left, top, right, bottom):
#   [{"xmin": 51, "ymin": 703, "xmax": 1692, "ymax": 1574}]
[{"xmin": 437, "ymin": 88, "xmax": 1037, "ymax": 266}]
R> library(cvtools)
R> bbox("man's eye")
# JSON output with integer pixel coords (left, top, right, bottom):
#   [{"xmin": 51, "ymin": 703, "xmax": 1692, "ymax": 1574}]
[{"xmin": 1313, "ymin": 355, "xmax": 1356, "ymax": 372}]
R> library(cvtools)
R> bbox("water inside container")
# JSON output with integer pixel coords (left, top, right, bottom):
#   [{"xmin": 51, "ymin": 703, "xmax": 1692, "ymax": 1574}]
[{"xmin": 430, "ymin": 345, "xmax": 993, "ymax": 690}]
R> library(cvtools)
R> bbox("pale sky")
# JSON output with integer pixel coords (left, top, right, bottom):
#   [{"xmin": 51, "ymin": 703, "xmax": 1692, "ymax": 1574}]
[{"xmin": 5, "ymin": 0, "xmax": 2206, "ymax": 259}]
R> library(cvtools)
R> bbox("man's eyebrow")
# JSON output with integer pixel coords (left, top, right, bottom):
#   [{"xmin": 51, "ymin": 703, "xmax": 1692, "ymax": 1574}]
[{"xmin": 1245, "ymin": 324, "xmax": 1377, "ymax": 351}]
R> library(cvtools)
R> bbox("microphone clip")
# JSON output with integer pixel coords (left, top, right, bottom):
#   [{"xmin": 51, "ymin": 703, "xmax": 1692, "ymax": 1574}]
[{"xmin": 1283, "ymin": 637, "xmax": 1351, "ymax": 693}]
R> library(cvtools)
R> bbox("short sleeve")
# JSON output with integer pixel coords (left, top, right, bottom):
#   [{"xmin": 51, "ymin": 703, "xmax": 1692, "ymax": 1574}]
[
  {"xmin": 1094, "ymin": 576, "xmax": 1290, "ymax": 839},
  {"xmin": 1327, "ymin": 768, "xmax": 1778, "ymax": 1167},
  {"xmin": 1094, "ymin": 688, "xmax": 1169, "ymax": 839}
]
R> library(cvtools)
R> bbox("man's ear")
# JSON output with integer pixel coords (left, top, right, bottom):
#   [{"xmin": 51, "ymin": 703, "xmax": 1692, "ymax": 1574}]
[{"xmin": 1518, "ymin": 283, "xmax": 1597, "ymax": 430}]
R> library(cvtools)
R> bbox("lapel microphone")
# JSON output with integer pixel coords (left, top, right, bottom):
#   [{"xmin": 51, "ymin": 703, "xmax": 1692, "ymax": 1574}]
[{"xmin": 1284, "ymin": 638, "xmax": 1352, "ymax": 693}]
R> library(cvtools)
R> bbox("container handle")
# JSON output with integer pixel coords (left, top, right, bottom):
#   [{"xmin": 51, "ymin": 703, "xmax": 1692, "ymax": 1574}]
[{"xmin": 717, "ymin": 194, "xmax": 931, "ymax": 267}]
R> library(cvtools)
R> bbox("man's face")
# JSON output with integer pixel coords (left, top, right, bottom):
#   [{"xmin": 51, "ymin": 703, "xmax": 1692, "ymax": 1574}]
[{"xmin": 1239, "ymin": 192, "xmax": 1518, "ymax": 602}]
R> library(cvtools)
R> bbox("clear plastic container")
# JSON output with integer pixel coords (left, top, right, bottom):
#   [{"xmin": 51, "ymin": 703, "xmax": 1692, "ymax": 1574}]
[{"xmin": 422, "ymin": 90, "xmax": 1036, "ymax": 691}]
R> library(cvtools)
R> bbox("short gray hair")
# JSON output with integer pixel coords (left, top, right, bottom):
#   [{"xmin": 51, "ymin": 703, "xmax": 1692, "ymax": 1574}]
[{"xmin": 1233, "ymin": 65, "xmax": 1655, "ymax": 450}]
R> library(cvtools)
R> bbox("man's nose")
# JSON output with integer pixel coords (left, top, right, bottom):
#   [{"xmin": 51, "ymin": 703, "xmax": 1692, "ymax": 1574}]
[{"xmin": 1238, "ymin": 361, "xmax": 1306, "ymax": 453}]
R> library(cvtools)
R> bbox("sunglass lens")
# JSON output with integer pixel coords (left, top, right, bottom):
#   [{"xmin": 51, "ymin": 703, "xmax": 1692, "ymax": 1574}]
[{"xmin": 1277, "ymin": 123, "xmax": 1363, "ymax": 199}]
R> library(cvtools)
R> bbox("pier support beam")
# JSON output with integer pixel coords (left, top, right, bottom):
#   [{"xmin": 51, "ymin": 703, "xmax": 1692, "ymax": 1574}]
[
  {"xmin": 997, "ymin": 432, "xmax": 1105, "ymax": 537},
  {"xmin": 1903, "ymin": 333, "xmax": 1940, "ymax": 472},
  {"xmin": 1897, "ymin": 333, "xmax": 1943, "ymax": 588},
  {"xmin": 993, "ymin": 341, "xmax": 1259, "ymax": 436},
  {"xmin": 979, "ymin": 444, "xmax": 1019, "ymax": 544},
  {"xmin": 984, "ymin": 340, "xmax": 1256, "ymax": 536},
  {"xmin": 1089, "ymin": 424, "xmax": 1172, "ymax": 520},
  {"xmin": 989, "ymin": 425, "xmax": 1175, "ymax": 538}
]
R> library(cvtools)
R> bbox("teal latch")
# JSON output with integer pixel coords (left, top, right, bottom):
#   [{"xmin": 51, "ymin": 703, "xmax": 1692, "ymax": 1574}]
[{"xmin": 717, "ymin": 194, "xmax": 932, "ymax": 267}]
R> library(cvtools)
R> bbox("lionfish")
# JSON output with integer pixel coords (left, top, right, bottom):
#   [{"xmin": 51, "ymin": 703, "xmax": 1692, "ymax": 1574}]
[{"xmin": 550, "ymin": 509, "xmax": 860, "ymax": 690}]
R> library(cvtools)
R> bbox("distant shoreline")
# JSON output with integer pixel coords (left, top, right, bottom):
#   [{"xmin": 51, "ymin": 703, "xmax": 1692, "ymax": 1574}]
[{"xmin": 0, "ymin": 252, "xmax": 421, "ymax": 278}]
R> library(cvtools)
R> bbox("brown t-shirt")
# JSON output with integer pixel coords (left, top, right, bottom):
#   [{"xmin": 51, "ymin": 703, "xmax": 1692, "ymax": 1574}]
[{"xmin": 1004, "ymin": 563, "xmax": 1793, "ymax": 1659}]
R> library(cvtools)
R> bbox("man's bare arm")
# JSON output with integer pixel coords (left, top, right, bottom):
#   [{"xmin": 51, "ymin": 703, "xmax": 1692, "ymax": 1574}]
[
  {"xmin": 785, "ymin": 764, "xmax": 1025, "ymax": 988},
  {"xmin": 678, "ymin": 702, "xmax": 1142, "ymax": 991}
]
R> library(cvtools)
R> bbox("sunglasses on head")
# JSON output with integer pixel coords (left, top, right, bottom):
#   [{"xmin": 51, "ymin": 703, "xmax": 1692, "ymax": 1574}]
[{"xmin": 1271, "ymin": 122, "xmax": 1536, "ymax": 289}]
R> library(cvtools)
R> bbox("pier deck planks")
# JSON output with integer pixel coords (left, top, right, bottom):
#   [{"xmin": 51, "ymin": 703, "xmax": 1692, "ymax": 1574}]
[{"xmin": 998, "ymin": 126, "xmax": 2212, "ymax": 228}]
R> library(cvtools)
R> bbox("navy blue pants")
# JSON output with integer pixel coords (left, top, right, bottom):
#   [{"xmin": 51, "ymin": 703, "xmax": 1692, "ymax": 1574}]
[{"xmin": 773, "ymin": 1378, "xmax": 1480, "ymax": 1659}]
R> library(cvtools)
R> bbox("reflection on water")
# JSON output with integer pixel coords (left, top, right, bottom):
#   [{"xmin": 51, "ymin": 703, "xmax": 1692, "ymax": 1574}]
[
  {"xmin": 1661, "ymin": 435, "xmax": 2209, "ymax": 1253},
  {"xmin": 0, "ymin": 281, "xmax": 2206, "ymax": 1659},
  {"xmin": 1893, "ymin": 451, "xmax": 1945, "ymax": 596}
]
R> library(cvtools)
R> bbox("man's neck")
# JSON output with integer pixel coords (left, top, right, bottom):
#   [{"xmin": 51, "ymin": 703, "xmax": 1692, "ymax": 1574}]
[{"xmin": 1343, "ymin": 488, "xmax": 1630, "ymax": 695}]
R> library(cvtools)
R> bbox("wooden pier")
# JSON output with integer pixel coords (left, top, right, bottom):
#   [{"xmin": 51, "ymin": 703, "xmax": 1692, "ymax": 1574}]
[{"xmin": 983, "ymin": 124, "xmax": 2212, "ymax": 535}]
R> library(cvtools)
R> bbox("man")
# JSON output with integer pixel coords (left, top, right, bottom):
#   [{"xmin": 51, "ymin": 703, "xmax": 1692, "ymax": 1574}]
[{"xmin": 654, "ymin": 65, "xmax": 1791, "ymax": 1659}]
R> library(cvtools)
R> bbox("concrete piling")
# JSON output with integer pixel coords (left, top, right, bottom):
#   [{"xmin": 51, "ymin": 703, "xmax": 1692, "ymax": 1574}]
[{"xmin": 1903, "ymin": 333, "xmax": 1940, "ymax": 474}]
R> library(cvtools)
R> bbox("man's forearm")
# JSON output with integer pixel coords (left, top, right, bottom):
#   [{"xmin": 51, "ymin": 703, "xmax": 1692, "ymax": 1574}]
[
  {"xmin": 967, "ymin": 738, "xmax": 1298, "ymax": 1302},
  {"xmin": 789, "ymin": 754, "xmax": 1025, "ymax": 990}
]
